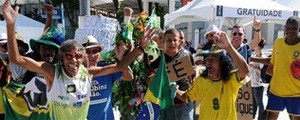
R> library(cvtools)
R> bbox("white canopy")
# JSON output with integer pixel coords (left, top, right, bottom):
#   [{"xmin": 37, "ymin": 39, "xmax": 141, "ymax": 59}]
[
  {"xmin": 0, "ymin": 14, "xmax": 45, "ymax": 50},
  {"xmin": 164, "ymin": 0, "xmax": 295, "ymax": 27},
  {"xmin": 287, "ymin": 0, "xmax": 300, "ymax": 11}
]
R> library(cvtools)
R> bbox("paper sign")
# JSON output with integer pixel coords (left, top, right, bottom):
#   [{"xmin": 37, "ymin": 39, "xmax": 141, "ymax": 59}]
[
  {"xmin": 166, "ymin": 56, "xmax": 194, "ymax": 82},
  {"xmin": 74, "ymin": 15, "xmax": 119, "ymax": 52},
  {"xmin": 236, "ymin": 82, "xmax": 254, "ymax": 120}
]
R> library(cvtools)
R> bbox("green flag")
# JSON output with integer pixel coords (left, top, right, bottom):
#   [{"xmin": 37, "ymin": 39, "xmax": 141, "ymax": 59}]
[{"xmin": 143, "ymin": 51, "xmax": 174, "ymax": 109}]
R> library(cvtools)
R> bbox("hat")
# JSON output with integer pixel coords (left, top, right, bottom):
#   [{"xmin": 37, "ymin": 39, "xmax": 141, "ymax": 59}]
[
  {"xmin": 82, "ymin": 35, "xmax": 103, "ymax": 51},
  {"xmin": 4, "ymin": 33, "xmax": 29, "ymax": 52},
  {"xmin": 0, "ymin": 33, "xmax": 7, "ymax": 44},
  {"xmin": 291, "ymin": 59, "xmax": 300, "ymax": 79},
  {"xmin": 204, "ymin": 24, "xmax": 220, "ymax": 39},
  {"xmin": 30, "ymin": 27, "xmax": 64, "ymax": 53},
  {"xmin": 193, "ymin": 55, "xmax": 204, "ymax": 62},
  {"xmin": 201, "ymin": 45, "xmax": 227, "ymax": 57}
]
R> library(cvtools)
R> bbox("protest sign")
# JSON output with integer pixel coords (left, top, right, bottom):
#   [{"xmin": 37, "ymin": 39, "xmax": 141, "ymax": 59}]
[
  {"xmin": 74, "ymin": 15, "xmax": 119, "ymax": 52},
  {"xmin": 236, "ymin": 82, "xmax": 253, "ymax": 120},
  {"xmin": 166, "ymin": 56, "xmax": 194, "ymax": 82}
]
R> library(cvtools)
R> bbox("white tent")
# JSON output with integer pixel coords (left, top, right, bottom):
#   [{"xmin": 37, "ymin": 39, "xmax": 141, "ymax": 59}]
[
  {"xmin": 164, "ymin": 0, "xmax": 295, "ymax": 28},
  {"xmin": 286, "ymin": 0, "xmax": 300, "ymax": 11},
  {"xmin": 0, "ymin": 14, "xmax": 45, "ymax": 51}
]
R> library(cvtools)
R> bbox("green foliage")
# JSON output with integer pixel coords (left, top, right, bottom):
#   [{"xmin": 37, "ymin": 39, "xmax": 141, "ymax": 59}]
[{"xmin": 154, "ymin": 3, "xmax": 167, "ymax": 28}]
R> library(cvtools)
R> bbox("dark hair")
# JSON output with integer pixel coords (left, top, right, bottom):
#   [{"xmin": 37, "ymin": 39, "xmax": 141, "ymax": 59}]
[
  {"xmin": 286, "ymin": 16, "xmax": 300, "ymax": 26},
  {"xmin": 164, "ymin": 28, "xmax": 182, "ymax": 39},
  {"xmin": 201, "ymin": 55, "xmax": 234, "ymax": 82},
  {"xmin": 258, "ymin": 38, "xmax": 266, "ymax": 49},
  {"xmin": 60, "ymin": 39, "xmax": 84, "ymax": 53},
  {"xmin": 231, "ymin": 25, "xmax": 245, "ymax": 33},
  {"xmin": 0, "ymin": 58, "xmax": 10, "ymax": 87},
  {"xmin": 58, "ymin": 39, "xmax": 85, "ymax": 63}
]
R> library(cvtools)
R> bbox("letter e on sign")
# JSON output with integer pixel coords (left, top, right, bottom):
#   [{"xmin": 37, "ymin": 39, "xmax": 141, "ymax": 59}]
[{"xmin": 166, "ymin": 56, "xmax": 194, "ymax": 82}]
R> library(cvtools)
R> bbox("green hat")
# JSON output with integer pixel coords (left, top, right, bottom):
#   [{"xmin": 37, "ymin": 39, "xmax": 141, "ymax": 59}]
[
  {"xmin": 201, "ymin": 45, "xmax": 227, "ymax": 57},
  {"xmin": 30, "ymin": 27, "xmax": 64, "ymax": 52}
]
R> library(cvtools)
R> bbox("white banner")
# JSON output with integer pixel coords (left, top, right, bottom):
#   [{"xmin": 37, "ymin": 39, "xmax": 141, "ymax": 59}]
[
  {"xmin": 222, "ymin": 6, "xmax": 293, "ymax": 20},
  {"xmin": 75, "ymin": 15, "xmax": 119, "ymax": 52}
]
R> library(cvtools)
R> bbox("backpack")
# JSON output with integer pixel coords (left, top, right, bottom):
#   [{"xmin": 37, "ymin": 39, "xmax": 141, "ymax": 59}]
[{"xmin": 260, "ymin": 64, "xmax": 272, "ymax": 83}]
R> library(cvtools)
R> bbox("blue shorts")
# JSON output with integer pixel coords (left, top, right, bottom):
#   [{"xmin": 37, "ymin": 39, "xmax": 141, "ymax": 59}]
[{"xmin": 266, "ymin": 92, "xmax": 300, "ymax": 116}]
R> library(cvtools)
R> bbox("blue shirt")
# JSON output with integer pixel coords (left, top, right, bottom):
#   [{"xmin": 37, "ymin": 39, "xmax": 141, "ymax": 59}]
[{"xmin": 87, "ymin": 62, "xmax": 122, "ymax": 120}]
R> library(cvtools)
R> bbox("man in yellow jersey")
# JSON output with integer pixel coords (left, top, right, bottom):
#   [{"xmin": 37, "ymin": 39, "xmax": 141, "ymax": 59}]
[
  {"xmin": 266, "ymin": 16, "xmax": 300, "ymax": 120},
  {"xmin": 176, "ymin": 31, "xmax": 249, "ymax": 120}
]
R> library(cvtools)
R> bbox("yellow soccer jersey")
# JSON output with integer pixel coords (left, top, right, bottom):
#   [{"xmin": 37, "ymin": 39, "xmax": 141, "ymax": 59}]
[
  {"xmin": 186, "ymin": 73, "xmax": 243, "ymax": 120},
  {"xmin": 270, "ymin": 37, "xmax": 300, "ymax": 97}
]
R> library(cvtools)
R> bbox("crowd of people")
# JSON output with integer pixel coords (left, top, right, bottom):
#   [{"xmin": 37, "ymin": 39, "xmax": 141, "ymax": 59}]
[{"xmin": 0, "ymin": 0, "xmax": 300, "ymax": 120}]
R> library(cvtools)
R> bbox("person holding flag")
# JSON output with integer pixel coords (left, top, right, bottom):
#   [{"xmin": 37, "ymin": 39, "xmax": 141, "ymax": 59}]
[
  {"xmin": 2, "ymin": 0, "xmax": 156, "ymax": 119},
  {"xmin": 136, "ymin": 28, "xmax": 194, "ymax": 120},
  {"xmin": 176, "ymin": 31, "xmax": 249, "ymax": 120}
]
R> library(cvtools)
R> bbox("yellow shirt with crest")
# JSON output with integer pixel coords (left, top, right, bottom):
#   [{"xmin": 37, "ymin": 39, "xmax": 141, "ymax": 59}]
[
  {"xmin": 270, "ymin": 37, "xmax": 300, "ymax": 97},
  {"xmin": 186, "ymin": 72, "xmax": 244, "ymax": 120}
]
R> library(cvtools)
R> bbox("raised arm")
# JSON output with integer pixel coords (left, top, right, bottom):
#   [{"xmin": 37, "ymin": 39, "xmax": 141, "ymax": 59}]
[
  {"xmin": 3, "ymin": 0, "xmax": 54, "ymax": 84},
  {"xmin": 43, "ymin": 4, "xmax": 54, "ymax": 31},
  {"xmin": 89, "ymin": 26, "xmax": 156, "ymax": 76},
  {"xmin": 214, "ymin": 32, "xmax": 249, "ymax": 80},
  {"xmin": 250, "ymin": 16, "xmax": 262, "ymax": 50}
]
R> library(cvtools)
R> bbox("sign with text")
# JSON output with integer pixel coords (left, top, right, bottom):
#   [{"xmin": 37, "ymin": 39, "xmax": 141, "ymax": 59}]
[
  {"xmin": 236, "ymin": 82, "xmax": 253, "ymax": 120},
  {"xmin": 74, "ymin": 15, "xmax": 119, "ymax": 52},
  {"xmin": 166, "ymin": 56, "xmax": 194, "ymax": 82},
  {"xmin": 41, "ymin": 7, "xmax": 62, "ymax": 19},
  {"xmin": 222, "ymin": 6, "xmax": 293, "ymax": 20}
]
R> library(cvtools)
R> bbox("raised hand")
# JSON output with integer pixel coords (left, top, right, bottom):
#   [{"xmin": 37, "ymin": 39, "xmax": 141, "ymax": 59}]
[
  {"xmin": 213, "ymin": 31, "xmax": 231, "ymax": 50},
  {"xmin": 253, "ymin": 16, "xmax": 262, "ymax": 31},
  {"xmin": 115, "ymin": 42, "xmax": 128, "ymax": 61},
  {"xmin": 2, "ymin": 0, "xmax": 19, "ymax": 25},
  {"xmin": 139, "ymin": 26, "xmax": 156, "ymax": 48},
  {"xmin": 43, "ymin": 4, "xmax": 54, "ymax": 15}
]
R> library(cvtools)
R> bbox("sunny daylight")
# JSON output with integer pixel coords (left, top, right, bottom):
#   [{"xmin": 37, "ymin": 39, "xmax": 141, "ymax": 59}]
[{"xmin": 0, "ymin": 0, "xmax": 299, "ymax": 120}]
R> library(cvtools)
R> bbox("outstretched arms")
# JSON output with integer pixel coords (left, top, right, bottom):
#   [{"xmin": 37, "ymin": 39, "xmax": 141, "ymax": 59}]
[
  {"xmin": 89, "ymin": 26, "xmax": 156, "ymax": 77},
  {"xmin": 3, "ymin": 0, "xmax": 54, "ymax": 87}
]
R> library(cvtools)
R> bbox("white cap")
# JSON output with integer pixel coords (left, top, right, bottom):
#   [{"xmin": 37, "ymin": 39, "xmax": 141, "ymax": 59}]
[
  {"xmin": 0, "ymin": 33, "xmax": 8, "ymax": 44},
  {"xmin": 204, "ymin": 24, "xmax": 219, "ymax": 39},
  {"xmin": 81, "ymin": 35, "xmax": 103, "ymax": 50},
  {"xmin": 194, "ymin": 55, "xmax": 204, "ymax": 62}
]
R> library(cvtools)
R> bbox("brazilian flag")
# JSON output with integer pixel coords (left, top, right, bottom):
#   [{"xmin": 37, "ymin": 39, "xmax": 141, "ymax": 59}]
[
  {"xmin": 136, "ymin": 52, "xmax": 174, "ymax": 120},
  {"xmin": 2, "ymin": 81, "xmax": 49, "ymax": 120}
]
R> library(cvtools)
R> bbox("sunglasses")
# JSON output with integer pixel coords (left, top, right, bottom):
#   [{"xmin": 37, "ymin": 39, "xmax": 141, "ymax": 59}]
[
  {"xmin": 232, "ymin": 32, "xmax": 243, "ymax": 36},
  {"xmin": 63, "ymin": 52, "xmax": 84, "ymax": 60},
  {"xmin": 86, "ymin": 49, "xmax": 100, "ymax": 55}
]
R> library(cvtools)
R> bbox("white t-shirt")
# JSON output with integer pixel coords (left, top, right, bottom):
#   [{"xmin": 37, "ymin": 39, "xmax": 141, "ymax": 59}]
[{"xmin": 249, "ymin": 53, "xmax": 266, "ymax": 87}]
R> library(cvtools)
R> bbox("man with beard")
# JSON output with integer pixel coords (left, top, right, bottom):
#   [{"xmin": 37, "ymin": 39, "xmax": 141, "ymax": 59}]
[
  {"xmin": 82, "ymin": 35, "xmax": 134, "ymax": 120},
  {"xmin": 176, "ymin": 31, "xmax": 249, "ymax": 120}
]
